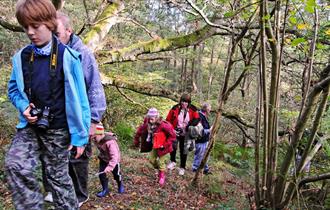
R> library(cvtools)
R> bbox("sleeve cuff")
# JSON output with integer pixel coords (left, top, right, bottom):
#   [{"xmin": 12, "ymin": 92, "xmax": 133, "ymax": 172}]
[{"xmin": 70, "ymin": 134, "xmax": 88, "ymax": 147}]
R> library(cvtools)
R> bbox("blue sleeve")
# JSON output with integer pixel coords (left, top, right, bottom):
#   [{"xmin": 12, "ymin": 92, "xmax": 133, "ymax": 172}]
[
  {"xmin": 8, "ymin": 53, "xmax": 29, "ymax": 114},
  {"xmin": 63, "ymin": 49, "xmax": 91, "ymax": 146},
  {"xmin": 81, "ymin": 48, "xmax": 106, "ymax": 122}
]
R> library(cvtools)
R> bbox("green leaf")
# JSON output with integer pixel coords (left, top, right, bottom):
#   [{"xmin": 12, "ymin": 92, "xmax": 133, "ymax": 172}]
[
  {"xmin": 316, "ymin": 43, "xmax": 326, "ymax": 50},
  {"xmin": 305, "ymin": 0, "xmax": 316, "ymax": 13},
  {"xmin": 291, "ymin": 37, "xmax": 306, "ymax": 46},
  {"xmin": 224, "ymin": 11, "xmax": 234, "ymax": 18},
  {"xmin": 289, "ymin": 16, "xmax": 297, "ymax": 24},
  {"xmin": 262, "ymin": 14, "xmax": 271, "ymax": 21}
]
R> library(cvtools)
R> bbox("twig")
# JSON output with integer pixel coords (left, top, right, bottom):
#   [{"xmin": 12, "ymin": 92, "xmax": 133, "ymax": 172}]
[{"xmin": 185, "ymin": 0, "xmax": 231, "ymax": 32}]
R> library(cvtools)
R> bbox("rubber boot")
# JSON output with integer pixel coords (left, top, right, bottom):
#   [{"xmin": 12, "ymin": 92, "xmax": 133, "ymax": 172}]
[
  {"xmin": 117, "ymin": 181, "xmax": 125, "ymax": 194},
  {"xmin": 96, "ymin": 175, "xmax": 109, "ymax": 197},
  {"xmin": 158, "ymin": 170, "xmax": 165, "ymax": 186}
]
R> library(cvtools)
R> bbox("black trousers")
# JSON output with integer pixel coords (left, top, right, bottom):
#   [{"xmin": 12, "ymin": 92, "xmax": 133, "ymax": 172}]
[
  {"xmin": 68, "ymin": 159, "xmax": 89, "ymax": 202},
  {"xmin": 170, "ymin": 136, "xmax": 187, "ymax": 169},
  {"xmin": 98, "ymin": 159, "xmax": 122, "ymax": 190}
]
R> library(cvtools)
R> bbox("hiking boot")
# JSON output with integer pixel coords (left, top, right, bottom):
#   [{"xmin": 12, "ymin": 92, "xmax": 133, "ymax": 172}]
[
  {"xmin": 178, "ymin": 168, "xmax": 185, "ymax": 176},
  {"xmin": 118, "ymin": 182, "xmax": 125, "ymax": 194},
  {"xmin": 158, "ymin": 171, "xmax": 165, "ymax": 186},
  {"xmin": 96, "ymin": 189, "xmax": 109, "ymax": 197},
  {"xmin": 44, "ymin": 192, "xmax": 53, "ymax": 203},
  {"xmin": 167, "ymin": 161, "xmax": 176, "ymax": 170}
]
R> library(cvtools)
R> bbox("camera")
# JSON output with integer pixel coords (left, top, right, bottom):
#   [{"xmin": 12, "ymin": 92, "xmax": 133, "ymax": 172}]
[
  {"xmin": 175, "ymin": 127, "xmax": 184, "ymax": 137},
  {"xmin": 30, "ymin": 106, "xmax": 52, "ymax": 130}
]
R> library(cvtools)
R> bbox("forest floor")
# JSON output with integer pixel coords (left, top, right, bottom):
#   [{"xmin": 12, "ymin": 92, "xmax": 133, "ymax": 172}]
[{"xmin": 0, "ymin": 142, "xmax": 254, "ymax": 210}]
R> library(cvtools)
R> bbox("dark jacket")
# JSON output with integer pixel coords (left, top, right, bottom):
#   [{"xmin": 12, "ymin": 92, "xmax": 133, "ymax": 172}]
[
  {"xmin": 196, "ymin": 111, "xmax": 211, "ymax": 143},
  {"xmin": 134, "ymin": 118, "xmax": 176, "ymax": 157},
  {"xmin": 166, "ymin": 104, "xmax": 200, "ymax": 129}
]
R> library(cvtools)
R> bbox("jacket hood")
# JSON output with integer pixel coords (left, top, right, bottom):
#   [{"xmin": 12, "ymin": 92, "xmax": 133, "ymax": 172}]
[{"xmin": 68, "ymin": 34, "xmax": 84, "ymax": 50}]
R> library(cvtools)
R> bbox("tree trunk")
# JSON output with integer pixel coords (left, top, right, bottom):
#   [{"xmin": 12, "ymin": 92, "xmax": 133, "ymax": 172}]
[
  {"xmin": 191, "ymin": 45, "xmax": 197, "ymax": 92},
  {"xmin": 192, "ymin": 8, "xmax": 257, "ymax": 186}
]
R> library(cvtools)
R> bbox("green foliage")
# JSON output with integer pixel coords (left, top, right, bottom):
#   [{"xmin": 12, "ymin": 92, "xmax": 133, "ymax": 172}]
[
  {"xmin": 319, "ymin": 103, "xmax": 329, "ymax": 135},
  {"xmin": 280, "ymin": 109, "xmax": 299, "ymax": 128},
  {"xmin": 224, "ymin": 11, "xmax": 234, "ymax": 18},
  {"xmin": 322, "ymin": 140, "xmax": 330, "ymax": 158},
  {"xmin": 304, "ymin": 0, "xmax": 316, "ymax": 14},
  {"xmin": 212, "ymin": 141, "xmax": 253, "ymax": 169},
  {"xmin": 113, "ymin": 121, "xmax": 134, "ymax": 149},
  {"xmin": 291, "ymin": 37, "xmax": 306, "ymax": 47}
]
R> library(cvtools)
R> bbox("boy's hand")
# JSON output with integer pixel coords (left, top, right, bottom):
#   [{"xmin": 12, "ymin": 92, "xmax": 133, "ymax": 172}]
[
  {"xmin": 68, "ymin": 145, "xmax": 85, "ymax": 159},
  {"xmin": 23, "ymin": 103, "xmax": 38, "ymax": 124}
]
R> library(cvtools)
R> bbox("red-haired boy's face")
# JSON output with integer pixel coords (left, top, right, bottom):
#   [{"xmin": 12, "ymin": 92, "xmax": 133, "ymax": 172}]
[{"xmin": 24, "ymin": 23, "xmax": 52, "ymax": 46}]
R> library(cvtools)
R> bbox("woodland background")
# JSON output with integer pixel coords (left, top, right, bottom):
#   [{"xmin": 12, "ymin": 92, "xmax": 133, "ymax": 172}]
[{"xmin": 0, "ymin": 0, "xmax": 329, "ymax": 209}]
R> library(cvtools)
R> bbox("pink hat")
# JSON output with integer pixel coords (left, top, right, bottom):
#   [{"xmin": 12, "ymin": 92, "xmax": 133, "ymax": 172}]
[
  {"xmin": 95, "ymin": 123, "xmax": 105, "ymax": 135},
  {"xmin": 147, "ymin": 108, "xmax": 159, "ymax": 118}
]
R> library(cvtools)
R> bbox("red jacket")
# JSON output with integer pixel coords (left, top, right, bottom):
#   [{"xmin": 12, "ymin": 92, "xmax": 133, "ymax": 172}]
[
  {"xmin": 134, "ymin": 119, "xmax": 176, "ymax": 157},
  {"xmin": 166, "ymin": 104, "xmax": 200, "ymax": 129}
]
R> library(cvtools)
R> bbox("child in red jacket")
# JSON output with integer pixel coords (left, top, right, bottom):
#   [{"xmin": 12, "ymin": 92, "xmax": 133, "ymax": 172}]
[
  {"xmin": 91, "ymin": 123, "xmax": 124, "ymax": 197},
  {"xmin": 134, "ymin": 108, "xmax": 176, "ymax": 185}
]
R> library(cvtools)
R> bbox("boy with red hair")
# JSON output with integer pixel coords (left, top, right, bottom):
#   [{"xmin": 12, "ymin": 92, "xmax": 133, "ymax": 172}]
[{"xmin": 5, "ymin": 0, "xmax": 90, "ymax": 209}]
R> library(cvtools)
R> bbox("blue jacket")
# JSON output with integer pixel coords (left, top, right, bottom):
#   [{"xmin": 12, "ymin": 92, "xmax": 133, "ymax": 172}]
[
  {"xmin": 196, "ymin": 111, "xmax": 211, "ymax": 143},
  {"xmin": 8, "ymin": 46, "xmax": 91, "ymax": 147},
  {"xmin": 68, "ymin": 34, "xmax": 106, "ymax": 122}
]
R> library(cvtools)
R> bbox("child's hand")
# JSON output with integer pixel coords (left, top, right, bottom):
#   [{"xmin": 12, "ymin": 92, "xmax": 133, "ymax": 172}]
[{"xmin": 104, "ymin": 166, "xmax": 113, "ymax": 174}]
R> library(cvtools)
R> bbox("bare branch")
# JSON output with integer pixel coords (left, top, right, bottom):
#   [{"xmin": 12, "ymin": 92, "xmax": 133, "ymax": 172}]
[
  {"xmin": 186, "ymin": 0, "xmax": 231, "ymax": 32},
  {"xmin": 118, "ymin": 17, "xmax": 161, "ymax": 39},
  {"xmin": 83, "ymin": 0, "xmax": 91, "ymax": 23},
  {"xmin": 165, "ymin": 0, "xmax": 198, "ymax": 16},
  {"xmin": 299, "ymin": 173, "xmax": 330, "ymax": 188},
  {"xmin": 232, "ymin": 119, "xmax": 255, "ymax": 143},
  {"xmin": 115, "ymin": 87, "xmax": 148, "ymax": 110}
]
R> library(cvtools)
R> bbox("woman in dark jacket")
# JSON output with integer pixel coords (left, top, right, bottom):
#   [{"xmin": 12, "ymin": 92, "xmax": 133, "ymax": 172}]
[
  {"xmin": 192, "ymin": 103, "xmax": 212, "ymax": 174},
  {"xmin": 134, "ymin": 108, "xmax": 176, "ymax": 186},
  {"xmin": 166, "ymin": 93, "xmax": 200, "ymax": 175}
]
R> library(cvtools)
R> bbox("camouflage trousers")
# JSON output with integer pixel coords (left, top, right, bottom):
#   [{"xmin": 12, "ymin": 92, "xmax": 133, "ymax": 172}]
[
  {"xmin": 4, "ymin": 126, "xmax": 79, "ymax": 210},
  {"xmin": 43, "ymin": 143, "xmax": 92, "ymax": 203}
]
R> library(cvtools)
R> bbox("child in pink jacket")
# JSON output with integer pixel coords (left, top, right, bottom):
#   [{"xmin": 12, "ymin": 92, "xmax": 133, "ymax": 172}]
[{"xmin": 91, "ymin": 123, "xmax": 124, "ymax": 197}]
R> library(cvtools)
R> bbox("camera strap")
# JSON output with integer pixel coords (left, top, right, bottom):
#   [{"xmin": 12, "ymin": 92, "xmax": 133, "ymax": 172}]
[{"xmin": 28, "ymin": 35, "xmax": 58, "ymax": 105}]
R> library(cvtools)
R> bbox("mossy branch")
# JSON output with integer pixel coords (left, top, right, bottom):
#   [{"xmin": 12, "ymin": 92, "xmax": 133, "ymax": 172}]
[
  {"xmin": 101, "ymin": 74, "xmax": 254, "ymax": 129},
  {"xmin": 83, "ymin": 1, "xmax": 124, "ymax": 52},
  {"xmin": 101, "ymin": 74, "xmax": 180, "ymax": 101},
  {"xmin": 99, "ymin": 25, "xmax": 219, "ymax": 64}
]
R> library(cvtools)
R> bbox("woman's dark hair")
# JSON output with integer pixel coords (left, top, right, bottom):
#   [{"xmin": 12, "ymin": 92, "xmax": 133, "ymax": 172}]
[{"xmin": 179, "ymin": 93, "xmax": 191, "ymax": 104}]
